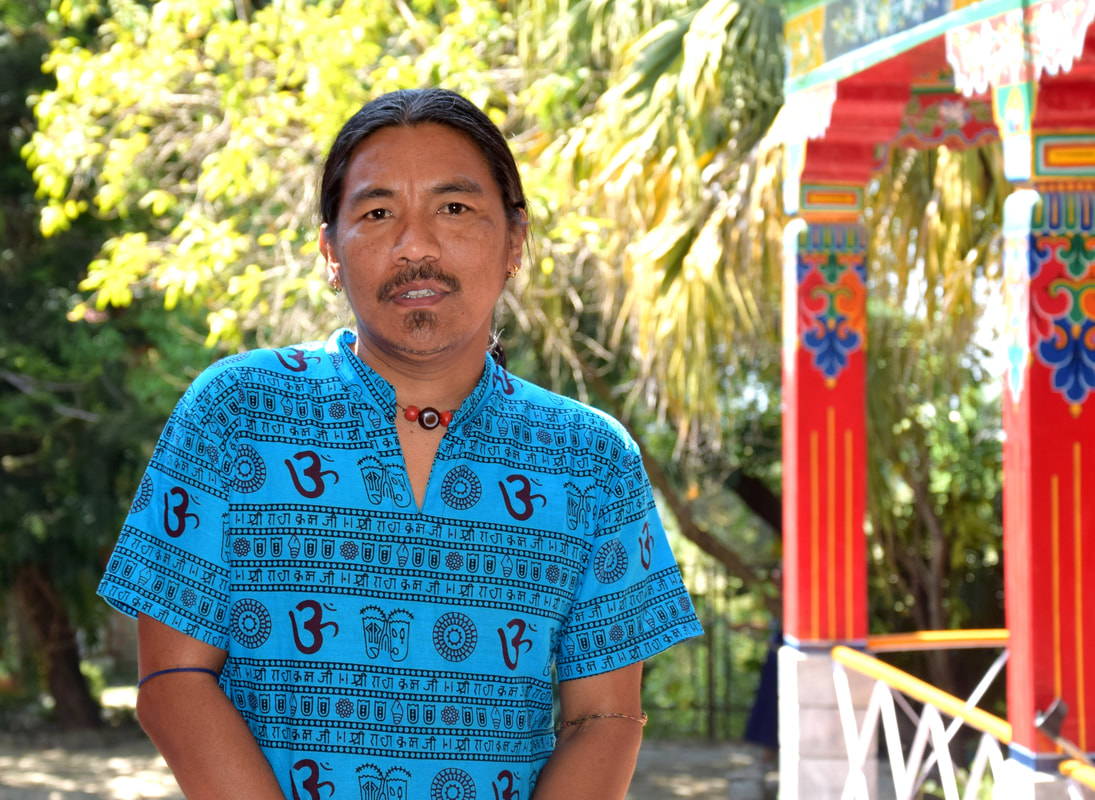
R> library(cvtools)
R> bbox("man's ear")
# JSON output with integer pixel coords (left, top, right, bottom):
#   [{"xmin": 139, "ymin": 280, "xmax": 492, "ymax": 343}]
[
  {"xmin": 320, "ymin": 224, "xmax": 341, "ymax": 288},
  {"xmin": 508, "ymin": 209, "xmax": 529, "ymax": 268}
]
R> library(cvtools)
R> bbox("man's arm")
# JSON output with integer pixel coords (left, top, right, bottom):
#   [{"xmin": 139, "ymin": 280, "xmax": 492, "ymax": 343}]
[
  {"xmin": 532, "ymin": 662, "xmax": 645, "ymax": 799},
  {"xmin": 136, "ymin": 614, "xmax": 285, "ymax": 800}
]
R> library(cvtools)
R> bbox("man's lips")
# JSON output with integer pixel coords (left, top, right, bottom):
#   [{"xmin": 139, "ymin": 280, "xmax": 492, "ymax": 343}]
[
  {"xmin": 387, "ymin": 282, "xmax": 451, "ymax": 305},
  {"xmin": 378, "ymin": 264, "xmax": 460, "ymax": 301}
]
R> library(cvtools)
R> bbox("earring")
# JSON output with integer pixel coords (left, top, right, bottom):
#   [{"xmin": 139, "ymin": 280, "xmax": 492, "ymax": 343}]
[
  {"xmin": 329, "ymin": 281, "xmax": 342, "ymax": 294},
  {"xmin": 506, "ymin": 263, "xmax": 520, "ymax": 279}
]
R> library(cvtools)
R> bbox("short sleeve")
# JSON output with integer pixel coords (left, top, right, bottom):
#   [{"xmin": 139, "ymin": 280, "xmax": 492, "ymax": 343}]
[
  {"xmin": 97, "ymin": 365, "xmax": 238, "ymax": 649},
  {"xmin": 555, "ymin": 441, "xmax": 703, "ymax": 681}
]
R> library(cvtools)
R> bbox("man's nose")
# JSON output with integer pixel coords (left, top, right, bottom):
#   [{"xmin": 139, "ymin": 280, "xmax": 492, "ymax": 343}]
[{"xmin": 393, "ymin": 213, "xmax": 441, "ymax": 262}]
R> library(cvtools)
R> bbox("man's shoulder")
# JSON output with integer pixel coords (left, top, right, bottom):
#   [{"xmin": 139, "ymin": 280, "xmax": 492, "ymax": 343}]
[
  {"xmin": 209, "ymin": 337, "xmax": 330, "ymax": 374},
  {"xmin": 500, "ymin": 371, "xmax": 633, "ymax": 442},
  {"xmin": 179, "ymin": 337, "xmax": 333, "ymax": 406}
]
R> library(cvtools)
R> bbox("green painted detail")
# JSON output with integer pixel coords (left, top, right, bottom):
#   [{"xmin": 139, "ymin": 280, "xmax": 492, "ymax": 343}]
[
  {"xmin": 818, "ymin": 251, "xmax": 844, "ymax": 283},
  {"xmin": 1057, "ymin": 235, "xmax": 1095, "ymax": 280},
  {"xmin": 786, "ymin": 0, "xmax": 1024, "ymax": 94},
  {"xmin": 1035, "ymin": 134, "xmax": 1095, "ymax": 179},
  {"xmin": 783, "ymin": 0, "xmax": 830, "ymax": 18}
]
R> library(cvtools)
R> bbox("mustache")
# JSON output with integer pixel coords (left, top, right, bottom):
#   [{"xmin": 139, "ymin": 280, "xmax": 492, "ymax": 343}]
[{"xmin": 378, "ymin": 262, "xmax": 461, "ymax": 301}]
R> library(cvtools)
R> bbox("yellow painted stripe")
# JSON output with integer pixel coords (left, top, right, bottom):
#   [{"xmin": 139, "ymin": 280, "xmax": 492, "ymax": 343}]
[
  {"xmin": 832, "ymin": 645, "xmax": 1013, "ymax": 743},
  {"xmin": 1045, "ymin": 145, "xmax": 1095, "ymax": 167},
  {"xmin": 828, "ymin": 407, "xmax": 836, "ymax": 639},
  {"xmin": 1060, "ymin": 759, "xmax": 1095, "ymax": 790},
  {"xmin": 1053, "ymin": 474, "xmax": 1063, "ymax": 699},
  {"xmin": 811, "ymin": 430, "xmax": 820, "ymax": 640},
  {"xmin": 866, "ymin": 629, "xmax": 1010, "ymax": 652},
  {"xmin": 805, "ymin": 191, "xmax": 859, "ymax": 206},
  {"xmin": 845, "ymin": 428, "xmax": 854, "ymax": 638},
  {"xmin": 1074, "ymin": 442, "xmax": 1086, "ymax": 751}
]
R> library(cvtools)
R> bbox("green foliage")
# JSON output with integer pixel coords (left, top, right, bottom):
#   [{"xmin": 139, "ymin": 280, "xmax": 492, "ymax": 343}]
[
  {"xmin": 26, "ymin": 0, "xmax": 521, "ymax": 350},
  {"xmin": 514, "ymin": 0, "xmax": 787, "ymax": 445},
  {"xmin": 0, "ymin": 0, "xmax": 215, "ymax": 714}
]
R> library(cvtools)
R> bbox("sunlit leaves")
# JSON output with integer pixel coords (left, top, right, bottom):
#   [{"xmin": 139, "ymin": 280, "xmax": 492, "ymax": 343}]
[
  {"xmin": 514, "ymin": 0, "xmax": 786, "ymax": 447},
  {"xmin": 26, "ymin": 0, "xmax": 519, "ymax": 348}
]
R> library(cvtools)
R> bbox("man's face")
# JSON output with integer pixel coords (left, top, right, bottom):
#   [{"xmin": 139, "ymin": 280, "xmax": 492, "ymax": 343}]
[{"xmin": 320, "ymin": 123, "xmax": 524, "ymax": 365}]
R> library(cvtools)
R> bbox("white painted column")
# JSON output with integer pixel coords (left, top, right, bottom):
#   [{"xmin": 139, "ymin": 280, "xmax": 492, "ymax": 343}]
[
  {"xmin": 999, "ymin": 759, "xmax": 1095, "ymax": 800},
  {"xmin": 778, "ymin": 646, "xmax": 876, "ymax": 799}
]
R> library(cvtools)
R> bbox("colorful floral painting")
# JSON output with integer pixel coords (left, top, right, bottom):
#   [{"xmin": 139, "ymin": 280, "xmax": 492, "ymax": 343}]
[
  {"xmin": 892, "ymin": 84, "xmax": 996, "ymax": 151},
  {"xmin": 797, "ymin": 225, "xmax": 868, "ymax": 382},
  {"xmin": 1028, "ymin": 192, "xmax": 1095, "ymax": 409}
]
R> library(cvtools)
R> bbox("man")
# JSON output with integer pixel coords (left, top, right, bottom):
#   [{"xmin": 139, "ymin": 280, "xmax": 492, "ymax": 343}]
[{"xmin": 98, "ymin": 88, "xmax": 702, "ymax": 799}]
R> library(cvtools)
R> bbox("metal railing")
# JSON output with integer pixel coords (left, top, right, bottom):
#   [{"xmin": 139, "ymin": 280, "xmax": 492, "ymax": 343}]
[
  {"xmin": 1061, "ymin": 760, "xmax": 1095, "ymax": 795},
  {"xmin": 836, "ymin": 639, "xmax": 1007, "ymax": 800},
  {"xmin": 832, "ymin": 637, "xmax": 1009, "ymax": 800},
  {"xmin": 830, "ymin": 630, "xmax": 1095, "ymax": 799}
]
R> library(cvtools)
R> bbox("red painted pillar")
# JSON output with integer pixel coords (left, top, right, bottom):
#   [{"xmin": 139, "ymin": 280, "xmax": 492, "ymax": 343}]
[
  {"xmin": 1003, "ymin": 185, "xmax": 1095, "ymax": 767},
  {"xmin": 994, "ymin": 23, "xmax": 1095, "ymax": 770},
  {"xmin": 782, "ymin": 183, "xmax": 869, "ymax": 647}
]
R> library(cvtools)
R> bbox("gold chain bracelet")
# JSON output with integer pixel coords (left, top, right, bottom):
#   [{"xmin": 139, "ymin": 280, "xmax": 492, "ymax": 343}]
[{"xmin": 556, "ymin": 711, "xmax": 648, "ymax": 732}]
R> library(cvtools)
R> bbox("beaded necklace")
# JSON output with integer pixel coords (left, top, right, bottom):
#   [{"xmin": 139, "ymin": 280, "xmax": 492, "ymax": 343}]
[{"xmin": 396, "ymin": 403, "xmax": 455, "ymax": 431}]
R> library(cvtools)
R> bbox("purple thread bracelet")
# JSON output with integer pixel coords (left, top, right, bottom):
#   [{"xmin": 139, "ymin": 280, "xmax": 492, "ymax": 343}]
[{"xmin": 137, "ymin": 666, "xmax": 220, "ymax": 689}]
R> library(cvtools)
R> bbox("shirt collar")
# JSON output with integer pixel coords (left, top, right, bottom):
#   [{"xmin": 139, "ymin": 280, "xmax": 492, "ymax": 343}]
[{"xmin": 327, "ymin": 328, "xmax": 497, "ymax": 434}]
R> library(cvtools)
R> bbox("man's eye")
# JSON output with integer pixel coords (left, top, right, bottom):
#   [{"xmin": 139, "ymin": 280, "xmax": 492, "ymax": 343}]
[
  {"xmin": 441, "ymin": 202, "xmax": 469, "ymax": 215},
  {"xmin": 364, "ymin": 208, "xmax": 390, "ymax": 220}
]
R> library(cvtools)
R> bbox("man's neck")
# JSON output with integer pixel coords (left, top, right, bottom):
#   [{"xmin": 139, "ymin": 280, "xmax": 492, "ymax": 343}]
[{"xmin": 353, "ymin": 336, "xmax": 486, "ymax": 412}]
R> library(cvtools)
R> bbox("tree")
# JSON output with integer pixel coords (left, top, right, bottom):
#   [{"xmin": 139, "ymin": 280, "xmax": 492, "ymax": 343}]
[
  {"xmin": 0, "ymin": 0, "xmax": 216, "ymax": 727},
  {"xmin": 27, "ymin": 0, "xmax": 523, "ymax": 349}
]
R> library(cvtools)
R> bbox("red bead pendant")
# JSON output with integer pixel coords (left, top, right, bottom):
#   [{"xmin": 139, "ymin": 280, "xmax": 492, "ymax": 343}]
[
  {"xmin": 398, "ymin": 403, "xmax": 454, "ymax": 430},
  {"xmin": 417, "ymin": 406, "xmax": 442, "ymax": 430}
]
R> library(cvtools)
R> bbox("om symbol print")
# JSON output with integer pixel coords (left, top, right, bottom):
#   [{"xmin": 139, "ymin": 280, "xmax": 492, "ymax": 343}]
[
  {"xmin": 289, "ymin": 600, "xmax": 340, "ymax": 655},
  {"xmin": 498, "ymin": 474, "xmax": 546, "ymax": 521},
  {"xmin": 285, "ymin": 450, "xmax": 339, "ymax": 498},
  {"xmin": 162, "ymin": 486, "xmax": 199, "ymax": 537},
  {"xmin": 498, "ymin": 618, "xmax": 535, "ymax": 671}
]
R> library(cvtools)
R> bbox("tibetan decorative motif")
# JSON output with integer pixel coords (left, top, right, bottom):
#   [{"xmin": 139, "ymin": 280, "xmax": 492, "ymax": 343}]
[
  {"xmin": 945, "ymin": 7, "xmax": 1029, "ymax": 94},
  {"xmin": 786, "ymin": 3, "xmax": 826, "ymax": 78},
  {"xmin": 1028, "ymin": 192, "xmax": 1095, "ymax": 412},
  {"xmin": 1028, "ymin": 0, "xmax": 1095, "ymax": 76},
  {"xmin": 800, "ymin": 183, "xmax": 864, "ymax": 217},
  {"xmin": 946, "ymin": 0, "xmax": 1095, "ymax": 94},
  {"xmin": 1035, "ymin": 134, "xmax": 1095, "ymax": 180},
  {"xmin": 821, "ymin": 0, "xmax": 949, "ymax": 60},
  {"xmin": 892, "ymin": 81, "xmax": 996, "ymax": 151},
  {"xmin": 796, "ymin": 225, "xmax": 868, "ymax": 383}
]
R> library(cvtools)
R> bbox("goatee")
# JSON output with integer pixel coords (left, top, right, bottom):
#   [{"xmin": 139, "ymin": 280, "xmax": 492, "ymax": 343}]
[{"xmin": 404, "ymin": 309, "xmax": 437, "ymax": 334}]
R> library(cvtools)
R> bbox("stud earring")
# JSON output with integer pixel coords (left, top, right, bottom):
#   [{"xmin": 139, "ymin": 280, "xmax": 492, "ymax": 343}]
[{"xmin": 506, "ymin": 263, "xmax": 520, "ymax": 279}]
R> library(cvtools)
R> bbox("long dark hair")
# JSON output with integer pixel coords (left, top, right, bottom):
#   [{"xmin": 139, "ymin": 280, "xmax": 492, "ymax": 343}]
[{"xmin": 319, "ymin": 88, "xmax": 526, "ymax": 237}]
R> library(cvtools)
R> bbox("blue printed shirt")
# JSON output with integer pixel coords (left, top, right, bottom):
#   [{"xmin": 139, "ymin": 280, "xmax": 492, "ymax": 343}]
[{"xmin": 98, "ymin": 328, "xmax": 703, "ymax": 799}]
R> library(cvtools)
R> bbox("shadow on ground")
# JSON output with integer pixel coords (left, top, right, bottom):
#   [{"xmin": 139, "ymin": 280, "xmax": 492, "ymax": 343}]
[{"xmin": 0, "ymin": 728, "xmax": 779, "ymax": 800}]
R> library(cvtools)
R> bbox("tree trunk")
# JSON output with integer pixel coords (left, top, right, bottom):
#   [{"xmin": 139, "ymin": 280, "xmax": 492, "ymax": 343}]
[
  {"xmin": 13, "ymin": 563, "xmax": 102, "ymax": 729},
  {"xmin": 909, "ymin": 476, "xmax": 955, "ymax": 693},
  {"xmin": 725, "ymin": 468, "xmax": 782, "ymax": 533}
]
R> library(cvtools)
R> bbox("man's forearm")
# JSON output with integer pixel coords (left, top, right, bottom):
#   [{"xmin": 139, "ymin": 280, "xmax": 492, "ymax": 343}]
[
  {"xmin": 531, "ymin": 721, "xmax": 643, "ymax": 799},
  {"xmin": 137, "ymin": 673, "xmax": 284, "ymax": 800}
]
